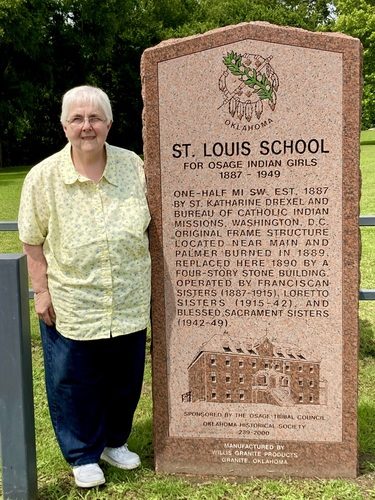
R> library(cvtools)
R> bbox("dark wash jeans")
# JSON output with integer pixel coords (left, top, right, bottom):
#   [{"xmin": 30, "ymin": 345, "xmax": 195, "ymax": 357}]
[{"xmin": 40, "ymin": 321, "xmax": 146, "ymax": 466}]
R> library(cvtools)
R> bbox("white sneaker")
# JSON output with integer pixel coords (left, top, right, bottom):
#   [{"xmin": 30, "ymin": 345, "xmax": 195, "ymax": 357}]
[
  {"xmin": 101, "ymin": 444, "xmax": 141, "ymax": 469},
  {"xmin": 72, "ymin": 463, "xmax": 105, "ymax": 488}
]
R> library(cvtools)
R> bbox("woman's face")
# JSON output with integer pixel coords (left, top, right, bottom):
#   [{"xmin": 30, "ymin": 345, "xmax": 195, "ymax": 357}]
[{"xmin": 63, "ymin": 102, "xmax": 112, "ymax": 156}]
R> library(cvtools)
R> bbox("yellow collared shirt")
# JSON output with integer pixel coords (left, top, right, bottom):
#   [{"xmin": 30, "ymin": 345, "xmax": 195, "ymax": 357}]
[{"xmin": 18, "ymin": 143, "xmax": 151, "ymax": 340}]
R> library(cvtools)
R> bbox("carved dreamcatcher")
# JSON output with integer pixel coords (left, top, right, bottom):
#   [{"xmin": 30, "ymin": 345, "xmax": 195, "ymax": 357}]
[{"xmin": 219, "ymin": 51, "xmax": 279, "ymax": 121}]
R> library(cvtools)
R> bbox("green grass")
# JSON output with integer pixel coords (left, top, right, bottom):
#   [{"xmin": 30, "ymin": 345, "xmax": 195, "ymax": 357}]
[
  {"xmin": 1, "ymin": 132, "xmax": 375, "ymax": 498},
  {"xmin": 359, "ymin": 131, "xmax": 375, "ymax": 484},
  {"xmin": 360, "ymin": 129, "xmax": 375, "ymax": 147},
  {"xmin": 0, "ymin": 165, "xmax": 28, "ymax": 253}
]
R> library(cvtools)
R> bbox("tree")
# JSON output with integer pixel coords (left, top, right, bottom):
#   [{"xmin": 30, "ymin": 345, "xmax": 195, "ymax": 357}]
[
  {"xmin": 0, "ymin": 0, "xmax": 154, "ymax": 165},
  {"xmin": 156, "ymin": 0, "xmax": 333, "ymax": 38},
  {"xmin": 333, "ymin": 0, "xmax": 375, "ymax": 128},
  {"xmin": 0, "ymin": 0, "xmax": 55, "ymax": 166},
  {"xmin": 1, "ymin": 0, "xmax": 367, "ymax": 167}
]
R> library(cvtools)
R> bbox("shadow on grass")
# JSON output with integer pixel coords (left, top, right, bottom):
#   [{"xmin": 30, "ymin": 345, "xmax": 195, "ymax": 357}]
[
  {"xmin": 359, "ymin": 318, "xmax": 375, "ymax": 358},
  {"xmin": 359, "ymin": 452, "xmax": 375, "ymax": 475},
  {"xmin": 0, "ymin": 167, "xmax": 29, "ymax": 178},
  {"xmin": 130, "ymin": 416, "xmax": 154, "ymax": 469},
  {"xmin": 36, "ymin": 467, "xmax": 153, "ymax": 500},
  {"xmin": 37, "ymin": 479, "xmax": 76, "ymax": 500},
  {"xmin": 36, "ymin": 417, "xmax": 154, "ymax": 499},
  {"xmin": 359, "ymin": 399, "xmax": 375, "ymax": 474},
  {"xmin": 0, "ymin": 180, "xmax": 24, "ymax": 187},
  {"xmin": 359, "ymin": 318, "xmax": 375, "ymax": 475}
]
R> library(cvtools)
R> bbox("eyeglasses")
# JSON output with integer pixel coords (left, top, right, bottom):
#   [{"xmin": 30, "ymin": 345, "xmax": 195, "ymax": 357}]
[{"xmin": 67, "ymin": 115, "xmax": 107, "ymax": 127}]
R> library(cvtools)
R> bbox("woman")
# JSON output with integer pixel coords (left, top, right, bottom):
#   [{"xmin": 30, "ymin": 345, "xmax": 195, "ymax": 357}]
[{"xmin": 18, "ymin": 85, "xmax": 151, "ymax": 488}]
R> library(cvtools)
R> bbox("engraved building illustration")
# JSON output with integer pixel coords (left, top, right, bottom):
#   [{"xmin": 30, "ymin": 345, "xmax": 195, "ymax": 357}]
[{"xmin": 184, "ymin": 334, "xmax": 327, "ymax": 406}]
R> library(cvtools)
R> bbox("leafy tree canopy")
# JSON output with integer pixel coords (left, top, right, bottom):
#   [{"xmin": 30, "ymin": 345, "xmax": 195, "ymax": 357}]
[
  {"xmin": 0, "ymin": 0, "xmax": 372, "ymax": 166},
  {"xmin": 334, "ymin": 0, "xmax": 375, "ymax": 128}
]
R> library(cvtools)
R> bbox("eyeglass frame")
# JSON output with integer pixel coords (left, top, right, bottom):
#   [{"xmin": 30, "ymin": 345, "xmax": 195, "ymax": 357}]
[{"xmin": 66, "ymin": 115, "xmax": 107, "ymax": 127}]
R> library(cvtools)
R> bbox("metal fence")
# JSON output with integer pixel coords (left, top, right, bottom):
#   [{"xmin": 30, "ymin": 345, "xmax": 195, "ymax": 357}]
[
  {"xmin": 0, "ymin": 217, "xmax": 374, "ymax": 499},
  {"xmin": 2, "ymin": 218, "xmax": 374, "ymax": 299}
]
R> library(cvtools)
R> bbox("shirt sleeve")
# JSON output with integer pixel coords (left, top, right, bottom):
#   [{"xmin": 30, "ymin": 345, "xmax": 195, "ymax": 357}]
[{"xmin": 18, "ymin": 168, "xmax": 49, "ymax": 245}]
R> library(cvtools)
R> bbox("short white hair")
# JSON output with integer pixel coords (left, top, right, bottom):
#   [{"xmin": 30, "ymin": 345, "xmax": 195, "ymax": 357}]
[{"xmin": 60, "ymin": 85, "xmax": 113, "ymax": 123}]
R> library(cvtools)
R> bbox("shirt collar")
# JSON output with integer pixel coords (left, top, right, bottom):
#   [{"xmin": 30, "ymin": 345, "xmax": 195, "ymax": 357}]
[
  {"xmin": 61, "ymin": 142, "xmax": 119, "ymax": 186},
  {"xmin": 102, "ymin": 145, "xmax": 119, "ymax": 186}
]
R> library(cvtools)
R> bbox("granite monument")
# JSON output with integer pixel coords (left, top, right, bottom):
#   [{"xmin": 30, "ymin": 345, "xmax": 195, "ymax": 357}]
[{"xmin": 141, "ymin": 22, "xmax": 362, "ymax": 478}]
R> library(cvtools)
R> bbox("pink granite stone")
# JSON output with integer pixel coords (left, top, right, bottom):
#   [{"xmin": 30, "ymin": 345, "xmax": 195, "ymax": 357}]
[{"xmin": 141, "ymin": 22, "xmax": 362, "ymax": 478}]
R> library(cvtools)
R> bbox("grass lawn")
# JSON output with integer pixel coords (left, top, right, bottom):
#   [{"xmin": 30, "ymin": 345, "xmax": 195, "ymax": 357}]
[{"xmin": 0, "ymin": 132, "xmax": 374, "ymax": 499}]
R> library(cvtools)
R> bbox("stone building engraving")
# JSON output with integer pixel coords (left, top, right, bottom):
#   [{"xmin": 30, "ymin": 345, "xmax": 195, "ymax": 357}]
[{"xmin": 183, "ymin": 334, "xmax": 327, "ymax": 406}]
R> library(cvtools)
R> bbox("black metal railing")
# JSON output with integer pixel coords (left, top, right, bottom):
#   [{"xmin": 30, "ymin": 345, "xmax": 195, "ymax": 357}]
[{"xmin": 1, "ymin": 218, "xmax": 374, "ymax": 300}]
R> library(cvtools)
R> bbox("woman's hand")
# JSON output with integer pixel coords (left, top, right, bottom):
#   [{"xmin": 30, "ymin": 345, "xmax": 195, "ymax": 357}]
[
  {"xmin": 23, "ymin": 243, "xmax": 56, "ymax": 326},
  {"xmin": 34, "ymin": 290, "xmax": 56, "ymax": 326}
]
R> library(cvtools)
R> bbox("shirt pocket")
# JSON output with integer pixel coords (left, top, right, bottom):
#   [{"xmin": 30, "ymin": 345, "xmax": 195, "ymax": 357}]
[{"xmin": 110, "ymin": 197, "xmax": 151, "ymax": 240}]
